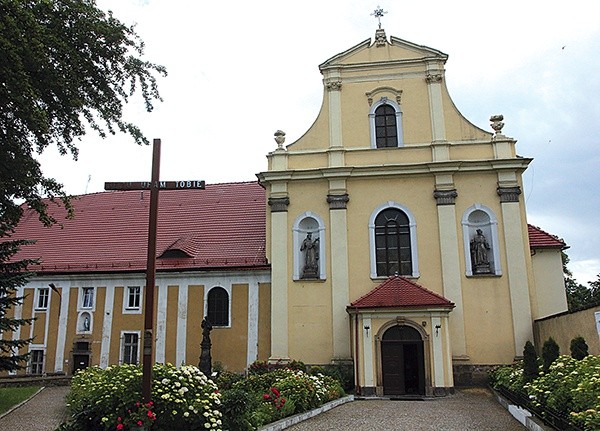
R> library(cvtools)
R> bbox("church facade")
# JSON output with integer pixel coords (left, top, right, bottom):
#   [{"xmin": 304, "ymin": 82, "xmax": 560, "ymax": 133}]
[{"xmin": 3, "ymin": 29, "xmax": 568, "ymax": 396}]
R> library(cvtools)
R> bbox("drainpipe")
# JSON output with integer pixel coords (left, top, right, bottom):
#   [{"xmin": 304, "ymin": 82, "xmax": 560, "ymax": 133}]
[{"xmin": 354, "ymin": 311, "xmax": 361, "ymax": 395}]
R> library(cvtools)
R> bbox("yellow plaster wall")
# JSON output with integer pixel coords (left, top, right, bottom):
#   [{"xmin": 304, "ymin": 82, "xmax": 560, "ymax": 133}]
[
  {"xmin": 211, "ymin": 284, "xmax": 249, "ymax": 372},
  {"xmin": 164, "ymin": 285, "xmax": 179, "ymax": 365},
  {"xmin": 185, "ymin": 284, "xmax": 204, "ymax": 366},
  {"xmin": 258, "ymin": 282, "xmax": 272, "ymax": 361},
  {"xmin": 531, "ymin": 249, "xmax": 569, "ymax": 319}
]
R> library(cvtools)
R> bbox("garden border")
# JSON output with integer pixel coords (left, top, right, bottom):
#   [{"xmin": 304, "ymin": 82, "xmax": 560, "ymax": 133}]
[
  {"xmin": 258, "ymin": 395, "xmax": 355, "ymax": 431},
  {"xmin": 491, "ymin": 387, "xmax": 555, "ymax": 431}
]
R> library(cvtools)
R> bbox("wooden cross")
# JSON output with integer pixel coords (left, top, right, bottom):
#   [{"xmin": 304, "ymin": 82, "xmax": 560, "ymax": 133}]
[{"xmin": 105, "ymin": 138, "xmax": 205, "ymax": 402}]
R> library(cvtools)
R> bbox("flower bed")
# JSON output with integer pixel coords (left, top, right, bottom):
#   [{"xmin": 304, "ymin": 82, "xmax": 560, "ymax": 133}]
[
  {"xmin": 218, "ymin": 362, "xmax": 345, "ymax": 431},
  {"xmin": 489, "ymin": 355, "xmax": 600, "ymax": 430},
  {"xmin": 59, "ymin": 363, "xmax": 222, "ymax": 431}
]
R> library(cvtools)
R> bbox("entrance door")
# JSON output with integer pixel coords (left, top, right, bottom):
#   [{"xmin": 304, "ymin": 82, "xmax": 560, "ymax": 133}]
[
  {"xmin": 381, "ymin": 325, "xmax": 425, "ymax": 395},
  {"xmin": 73, "ymin": 354, "xmax": 90, "ymax": 372}
]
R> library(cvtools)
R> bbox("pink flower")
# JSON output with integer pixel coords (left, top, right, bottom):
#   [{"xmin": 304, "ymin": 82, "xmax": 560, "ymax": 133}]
[
  {"xmin": 263, "ymin": 394, "xmax": 270, "ymax": 400},
  {"xmin": 116, "ymin": 425, "xmax": 123, "ymax": 431},
  {"xmin": 137, "ymin": 420, "xmax": 143, "ymax": 426}
]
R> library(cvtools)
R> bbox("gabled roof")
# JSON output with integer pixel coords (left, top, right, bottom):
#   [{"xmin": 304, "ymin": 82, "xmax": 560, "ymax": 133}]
[
  {"xmin": 528, "ymin": 224, "xmax": 568, "ymax": 249},
  {"xmin": 319, "ymin": 31, "xmax": 448, "ymax": 70},
  {"xmin": 348, "ymin": 276, "xmax": 454, "ymax": 310},
  {"xmin": 9, "ymin": 182, "xmax": 268, "ymax": 274}
]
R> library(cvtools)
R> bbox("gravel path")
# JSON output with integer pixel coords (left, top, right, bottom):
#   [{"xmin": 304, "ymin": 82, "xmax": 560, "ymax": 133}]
[
  {"xmin": 0, "ymin": 386, "xmax": 525, "ymax": 431},
  {"xmin": 0, "ymin": 386, "xmax": 69, "ymax": 431},
  {"xmin": 284, "ymin": 388, "xmax": 526, "ymax": 431}
]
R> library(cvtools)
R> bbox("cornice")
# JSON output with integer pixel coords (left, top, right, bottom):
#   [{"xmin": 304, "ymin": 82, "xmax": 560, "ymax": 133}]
[{"xmin": 258, "ymin": 158, "xmax": 532, "ymax": 183}]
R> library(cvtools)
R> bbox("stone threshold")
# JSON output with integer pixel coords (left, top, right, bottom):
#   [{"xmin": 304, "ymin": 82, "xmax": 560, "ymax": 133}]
[{"xmin": 258, "ymin": 395, "xmax": 354, "ymax": 431}]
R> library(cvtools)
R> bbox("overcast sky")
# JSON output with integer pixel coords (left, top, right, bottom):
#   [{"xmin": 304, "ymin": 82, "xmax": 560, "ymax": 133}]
[{"xmin": 37, "ymin": 0, "xmax": 600, "ymax": 286}]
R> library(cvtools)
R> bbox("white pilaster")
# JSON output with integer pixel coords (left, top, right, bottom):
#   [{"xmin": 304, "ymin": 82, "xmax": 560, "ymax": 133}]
[
  {"xmin": 362, "ymin": 316, "xmax": 374, "ymax": 387},
  {"xmin": 431, "ymin": 316, "xmax": 445, "ymax": 387},
  {"xmin": 155, "ymin": 283, "xmax": 168, "ymax": 364},
  {"xmin": 247, "ymin": 281, "xmax": 259, "ymax": 366},
  {"xmin": 436, "ymin": 204, "xmax": 467, "ymax": 358},
  {"xmin": 176, "ymin": 284, "xmax": 188, "ymax": 366},
  {"xmin": 99, "ymin": 285, "xmax": 115, "ymax": 368},
  {"xmin": 330, "ymin": 207, "xmax": 351, "ymax": 359},
  {"xmin": 54, "ymin": 285, "xmax": 70, "ymax": 372},
  {"xmin": 270, "ymin": 210, "xmax": 289, "ymax": 360}
]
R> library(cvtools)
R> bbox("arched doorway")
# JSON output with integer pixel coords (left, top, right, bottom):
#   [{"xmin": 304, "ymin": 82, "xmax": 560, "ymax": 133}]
[{"xmin": 381, "ymin": 325, "xmax": 425, "ymax": 395}]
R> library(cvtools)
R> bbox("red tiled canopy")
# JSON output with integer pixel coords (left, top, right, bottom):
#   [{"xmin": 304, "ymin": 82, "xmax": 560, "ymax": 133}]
[
  {"xmin": 348, "ymin": 276, "xmax": 455, "ymax": 310},
  {"xmin": 8, "ymin": 181, "xmax": 268, "ymax": 274},
  {"xmin": 527, "ymin": 224, "xmax": 568, "ymax": 249}
]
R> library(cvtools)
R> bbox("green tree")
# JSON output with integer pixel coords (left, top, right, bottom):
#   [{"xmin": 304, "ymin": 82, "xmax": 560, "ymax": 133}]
[
  {"xmin": 0, "ymin": 0, "xmax": 165, "ymax": 370},
  {"xmin": 522, "ymin": 341, "xmax": 539, "ymax": 383},
  {"xmin": 0, "ymin": 0, "xmax": 167, "ymax": 229},
  {"xmin": 542, "ymin": 337, "xmax": 560, "ymax": 373},
  {"xmin": 0, "ymin": 240, "xmax": 37, "ymax": 371},
  {"xmin": 570, "ymin": 336, "xmax": 589, "ymax": 360},
  {"xmin": 563, "ymin": 252, "xmax": 600, "ymax": 311}
]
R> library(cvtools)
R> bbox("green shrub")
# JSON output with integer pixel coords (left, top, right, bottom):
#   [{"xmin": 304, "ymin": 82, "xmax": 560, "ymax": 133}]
[
  {"xmin": 63, "ymin": 363, "xmax": 222, "ymax": 431},
  {"xmin": 219, "ymin": 365, "xmax": 345, "ymax": 430},
  {"xmin": 523, "ymin": 341, "xmax": 539, "ymax": 383},
  {"xmin": 542, "ymin": 337, "xmax": 560, "ymax": 372},
  {"xmin": 570, "ymin": 336, "xmax": 589, "ymax": 360}
]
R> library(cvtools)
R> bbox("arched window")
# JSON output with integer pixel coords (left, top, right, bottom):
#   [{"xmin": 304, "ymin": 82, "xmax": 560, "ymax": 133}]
[
  {"xmin": 461, "ymin": 205, "xmax": 502, "ymax": 276},
  {"xmin": 369, "ymin": 203, "xmax": 419, "ymax": 278},
  {"xmin": 369, "ymin": 97, "xmax": 404, "ymax": 148},
  {"xmin": 292, "ymin": 212, "xmax": 326, "ymax": 280},
  {"xmin": 207, "ymin": 287, "xmax": 229, "ymax": 326}
]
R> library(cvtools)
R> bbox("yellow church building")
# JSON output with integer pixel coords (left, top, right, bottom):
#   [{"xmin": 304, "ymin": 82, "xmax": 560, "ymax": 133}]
[{"xmin": 3, "ymin": 28, "xmax": 568, "ymax": 397}]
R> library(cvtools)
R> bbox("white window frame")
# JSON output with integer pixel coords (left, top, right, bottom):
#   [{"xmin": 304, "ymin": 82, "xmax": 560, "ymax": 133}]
[
  {"xmin": 203, "ymin": 285, "xmax": 232, "ymax": 328},
  {"xmin": 461, "ymin": 204, "xmax": 502, "ymax": 276},
  {"xmin": 292, "ymin": 212, "xmax": 326, "ymax": 281},
  {"xmin": 369, "ymin": 97, "xmax": 404, "ymax": 149},
  {"xmin": 80, "ymin": 287, "xmax": 95, "ymax": 309},
  {"xmin": 29, "ymin": 348, "xmax": 44, "ymax": 375},
  {"xmin": 123, "ymin": 286, "xmax": 142, "ymax": 314},
  {"xmin": 35, "ymin": 287, "xmax": 49, "ymax": 310},
  {"xmin": 369, "ymin": 201, "xmax": 420, "ymax": 278},
  {"xmin": 120, "ymin": 331, "xmax": 140, "ymax": 365}
]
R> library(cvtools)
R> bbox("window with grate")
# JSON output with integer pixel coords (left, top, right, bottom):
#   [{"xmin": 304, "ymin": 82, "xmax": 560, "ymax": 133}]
[
  {"xmin": 207, "ymin": 287, "xmax": 229, "ymax": 326},
  {"xmin": 375, "ymin": 208, "xmax": 412, "ymax": 276},
  {"xmin": 30, "ymin": 350, "xmax": 44, "ymax": 375},
  {"xmin": 122, "ymin": 333, "xmax": 139, "ymax": 365},
  {"xmin": 375, "ymin": 104, "xmax": 398, "ymax": 148}
]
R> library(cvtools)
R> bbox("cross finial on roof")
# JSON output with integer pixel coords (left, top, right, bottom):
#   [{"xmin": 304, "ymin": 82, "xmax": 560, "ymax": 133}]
[{"xmin": 371, "ymin": 5, "xmax": 387, "ymax": 29}]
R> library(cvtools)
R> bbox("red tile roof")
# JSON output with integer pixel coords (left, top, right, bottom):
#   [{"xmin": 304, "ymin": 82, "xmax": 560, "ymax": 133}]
[
  {"xmin": 9, "ymin": 182, "xmax": 268, "ymax": 274},
  {"xmin": 348, "ymin": 276, "xmax": 455, "ymax": 310},
  {"xmin": 528, "ymin": 224, "xmax": 568, "ymax": 249}
]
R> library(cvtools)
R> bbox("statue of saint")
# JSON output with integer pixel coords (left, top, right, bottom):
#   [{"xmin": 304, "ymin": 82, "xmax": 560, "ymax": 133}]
[
  {"xmin": 470, "ymin": 229, "xmax": 491, "ymax": 273},
  {"xmin": 199, "ymin": 317, "xmax": 213, "ymax": 376},
  {"xmin": 300, "ymin": 232, "xmax": 319, "ymax": 279}
]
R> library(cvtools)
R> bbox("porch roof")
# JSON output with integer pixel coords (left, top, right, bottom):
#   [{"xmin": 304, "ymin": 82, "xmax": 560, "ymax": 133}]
[{"xmin": 347, "ymin": 276, "xmax": 455, "ymax": 310}]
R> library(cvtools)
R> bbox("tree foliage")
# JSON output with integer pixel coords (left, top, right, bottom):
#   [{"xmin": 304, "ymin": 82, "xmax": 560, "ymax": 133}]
[
  {"xmin": 0, "ymin": 0, "xmax": 165, "ymax": 370},
  {"xmin": 570, "ymin": 336, "xmax": 589, "ymax": 361},
  {"xmin": 542, "ymin": 337, "xmax": 560, "ymax": 373},
  {"xmin": 0, "ymin": 0, "xmax": 166, "ymax": 231},
  {"xmin": 0, "ymin": 239, "xmax": 36, "ymax": 371},
  {"xmin": 522, "ymin": 341, "xmax": 539, "ymax": 383},
  {"xmin": 563, "ymin": 252, "xmax": 600, "ymax": 311}
]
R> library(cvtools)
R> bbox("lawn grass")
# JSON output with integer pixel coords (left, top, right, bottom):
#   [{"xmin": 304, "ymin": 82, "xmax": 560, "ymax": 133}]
[{"xmin": 0, "ymin": 386, "xmax": 41, "ymax": 415}]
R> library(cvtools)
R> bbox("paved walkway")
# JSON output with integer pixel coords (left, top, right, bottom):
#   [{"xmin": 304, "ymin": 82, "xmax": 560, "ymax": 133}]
[
  {"xmin": 285, "ymin": 388, "xmax": 526, "ymax": 431},
  {"xmin": 0, "ymin": 386, "xmax": 524, "ymax": 431},
  {"xmin": 0, "ymin": 386, "xmax": 69, "ymax": 431}
]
